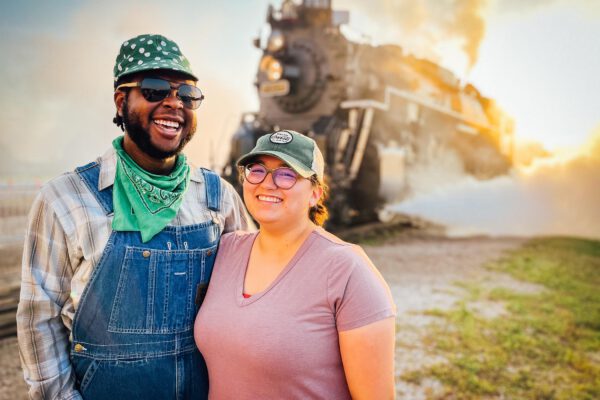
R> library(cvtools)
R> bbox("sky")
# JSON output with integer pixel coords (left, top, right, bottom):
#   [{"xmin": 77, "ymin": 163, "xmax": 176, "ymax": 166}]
[{"xmin": 1, "ymin": 0, "xmax": 599, "ymax": 181}]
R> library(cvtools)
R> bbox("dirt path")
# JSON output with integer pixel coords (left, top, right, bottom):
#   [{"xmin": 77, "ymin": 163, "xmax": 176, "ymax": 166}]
[
  {"xmin": 0, "ymin": 236, "xmax": 528, "ymax": 399},
  {"xmin": 364, "ymin": 235, "xmax": 532, "ymax": 398}
]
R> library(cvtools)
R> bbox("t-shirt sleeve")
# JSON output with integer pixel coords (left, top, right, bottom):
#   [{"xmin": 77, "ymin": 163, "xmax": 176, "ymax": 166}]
[
  {"xmin": 327, "ymin": 245, "xmax": 396, "ymax": 332},
  {"xmin": 215, "ymin": 231, "xmax": 243, "ymax": 260},
  {"xmin": 213, "ymin": 231, "xmax": 251, "ymax": 270},
  {"xmin": 218, "ymin": 231, "xmax": 236, "ymax": 248},
  {"xmin": 220, "ymin": 178, "xmax": 256, "ymax": 233}
]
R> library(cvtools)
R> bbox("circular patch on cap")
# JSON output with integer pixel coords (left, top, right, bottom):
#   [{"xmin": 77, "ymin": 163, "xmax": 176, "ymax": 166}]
[{"xmin": 270, "ymin": 131, "xmax": 293, "ymax": 144}]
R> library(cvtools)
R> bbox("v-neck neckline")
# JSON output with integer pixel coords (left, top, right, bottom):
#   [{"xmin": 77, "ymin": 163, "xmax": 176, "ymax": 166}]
[{"xmin": 236, "ymin": 229, "xmax": 317, "ymax": 307}]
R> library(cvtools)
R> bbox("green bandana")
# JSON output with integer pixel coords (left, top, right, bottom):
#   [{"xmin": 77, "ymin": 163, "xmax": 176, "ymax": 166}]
[{"xmin": 111, "ymin": 137, "xmax": 191, "ymax": 242}]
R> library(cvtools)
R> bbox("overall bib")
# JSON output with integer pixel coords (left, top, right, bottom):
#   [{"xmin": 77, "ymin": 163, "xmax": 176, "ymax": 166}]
[{"xmin": 70, "ymin": 161, "xmax": 221, "ymax": 400}]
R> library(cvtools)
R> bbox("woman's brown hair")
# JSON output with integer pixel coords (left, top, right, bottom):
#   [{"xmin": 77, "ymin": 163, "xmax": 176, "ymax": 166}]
[{"xmin": 309, "ymin": 176, "xmax": 329, "ymax": 226}]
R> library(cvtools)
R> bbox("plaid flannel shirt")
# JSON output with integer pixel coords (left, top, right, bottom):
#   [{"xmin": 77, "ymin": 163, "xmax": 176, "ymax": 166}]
[{"xmin": 16, "ymin": 147, "xmax": 252, "ymax": 400}]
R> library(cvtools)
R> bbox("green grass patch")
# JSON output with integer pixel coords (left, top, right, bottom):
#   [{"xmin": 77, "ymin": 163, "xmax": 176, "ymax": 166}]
[{"xmin": 404, "ymin": 237, "xmax": 600, "ymax": 399}]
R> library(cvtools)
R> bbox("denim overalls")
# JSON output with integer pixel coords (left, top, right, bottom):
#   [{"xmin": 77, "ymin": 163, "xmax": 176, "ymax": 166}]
[{"xmin": 70, "ymin": 161, "xmax": 221, "ymax": 399}]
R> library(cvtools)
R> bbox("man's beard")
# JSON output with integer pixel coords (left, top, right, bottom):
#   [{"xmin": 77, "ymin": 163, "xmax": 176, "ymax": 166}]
[{"xmin": 122, "ymin": 98, "xmax": 196, "ymax": 159}]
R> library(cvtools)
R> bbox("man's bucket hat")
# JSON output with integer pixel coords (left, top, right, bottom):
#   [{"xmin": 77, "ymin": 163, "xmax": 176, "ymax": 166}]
[{"xmin": 114, "ymin": 34, "xmax": 197, "ymax": 82}]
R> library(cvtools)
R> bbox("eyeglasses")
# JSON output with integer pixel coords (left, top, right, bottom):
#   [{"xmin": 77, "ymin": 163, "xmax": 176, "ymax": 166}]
[
  {"xmin": 240, "ymin": 163, "xmax": 300, "ymax": 190},
  {"xmin": 116, "ymin": 78, "xmax": 204, "ymax": 109}
]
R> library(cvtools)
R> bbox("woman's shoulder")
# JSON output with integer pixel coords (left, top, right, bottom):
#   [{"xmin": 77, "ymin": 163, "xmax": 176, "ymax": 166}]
[
  {"xmin": 310, "ymin": 227, "xmax": 371, "ymax": 270},
  {"xmin": 312, "ymin": 229, "xmax": 396, "ymax": 326},
  {"xmin": 220, "ymin": 230, "xmax": 257, "ymax": 248},
  {"xmin": 311, "ymin": 227, "xmax": 355, "ymax": 250}
]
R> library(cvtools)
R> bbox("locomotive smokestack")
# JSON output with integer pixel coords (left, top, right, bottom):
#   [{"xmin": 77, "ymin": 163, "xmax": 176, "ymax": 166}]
[
  {"xmin": 452, "ymin": 0, "xmax": 486, "ymax": 68},
  {"xmin": 302, "ymin": 0, "xmax": 331, "ymax": 9}
]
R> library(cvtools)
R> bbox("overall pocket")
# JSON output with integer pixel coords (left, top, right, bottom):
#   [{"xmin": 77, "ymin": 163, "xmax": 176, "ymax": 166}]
[
  {"xmin": 108, "ymin": 244, "xmax": 217, "ymax": 334},
  {"xmin": 77, "ymin": 357, "xmax": 177, "ymax": 399},
  {"xmin": 72, "ymin": 356, "xmax": 100, "ymax": 394}
]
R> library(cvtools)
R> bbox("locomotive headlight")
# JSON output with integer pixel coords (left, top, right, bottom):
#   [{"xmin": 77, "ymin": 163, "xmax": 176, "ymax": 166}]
[
  {"xmin": 267, "ymin": 30, "xmax": 285, "ymax": 52},
  {"xmin": 259, "ymin": 55, "xmax": 283, "ymax": 81},
  {"xmin": 267, "ymin": 60, "xmax": 283, "ymax": 80}
]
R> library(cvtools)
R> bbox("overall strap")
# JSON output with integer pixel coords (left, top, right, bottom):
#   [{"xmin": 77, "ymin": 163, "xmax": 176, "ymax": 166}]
[
  {"xmin": 201, "ymin": 168, "xmax": 222, "ymax": 212},
  {"xmin": 75, "ymin": 161, "xmax": 114, "ymax": 215}
]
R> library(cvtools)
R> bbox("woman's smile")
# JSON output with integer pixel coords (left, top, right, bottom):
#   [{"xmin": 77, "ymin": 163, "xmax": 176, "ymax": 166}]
[{"xmin": 256, "ymin": 194, "xmax": 283, "ymax": 204}]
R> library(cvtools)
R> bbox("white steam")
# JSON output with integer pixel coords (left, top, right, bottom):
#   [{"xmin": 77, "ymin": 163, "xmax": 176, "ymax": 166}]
[{"xmin": 388, "ymin": 129, "xmax": 600, "ymax": 239}]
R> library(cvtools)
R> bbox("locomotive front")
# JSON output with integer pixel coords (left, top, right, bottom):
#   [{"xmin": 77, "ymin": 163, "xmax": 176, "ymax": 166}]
[
  {"xmin": 254, "ymin": 0, "xmax": 347, "ymax": 131},
  {"xmin": 224, "ymin": 0, "xmax": 375, "ymax": 224},
  {"xmin": 224, "ymin": 0, "xmax": 514, "ymax": 226}
]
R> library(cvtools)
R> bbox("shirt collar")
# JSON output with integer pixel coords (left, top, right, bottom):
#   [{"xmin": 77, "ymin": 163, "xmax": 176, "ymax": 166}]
[{"xmin": 98, "ymin": 145, "xmax": 203, "ymax": 191}]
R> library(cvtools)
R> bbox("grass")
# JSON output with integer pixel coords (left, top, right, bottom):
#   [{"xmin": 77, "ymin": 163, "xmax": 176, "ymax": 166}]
[{"xmin": 403, "ymin": 237, "xmax": 600, "ymax": 399}]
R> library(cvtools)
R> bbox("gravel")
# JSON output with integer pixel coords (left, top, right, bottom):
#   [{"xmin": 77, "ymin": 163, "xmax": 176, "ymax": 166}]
[
  {"xmin": 364, "ymin": 235, "xmax": 533, "ymax": 399},
  {"xmin": 0, "ymin": 337, "xmax": 27, "ymax": 400}
]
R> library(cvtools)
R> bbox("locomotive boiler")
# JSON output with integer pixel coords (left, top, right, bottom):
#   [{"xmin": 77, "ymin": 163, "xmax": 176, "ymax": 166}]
[{"xmin": 223, "ymin": 0, "xmax": 514, "ymax": 226}]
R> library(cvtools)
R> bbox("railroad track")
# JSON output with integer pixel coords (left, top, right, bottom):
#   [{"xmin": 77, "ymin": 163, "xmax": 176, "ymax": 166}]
[
  {"xmin": 332, "ymin": 213, "xmax": 445, "ymax": 243},
  {"xmin": 0, "ymin": 241, "xmax": 23, "ymax": 340},
  {"xmin": 0, "ymin": 282, "xmax": 19, "ymax": 339}
]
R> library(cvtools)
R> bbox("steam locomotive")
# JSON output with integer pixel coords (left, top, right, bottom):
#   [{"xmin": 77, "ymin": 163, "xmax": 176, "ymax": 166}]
[{"xmin": 223, "ymin": 0, "xmax": 514, "ymax": 225}]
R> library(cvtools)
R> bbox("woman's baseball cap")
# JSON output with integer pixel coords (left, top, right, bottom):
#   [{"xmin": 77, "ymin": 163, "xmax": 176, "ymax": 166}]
[
  {"xmin": 237, "ymin": 130, "xmax": 325, "ymax": 182},
  {"xmin": 114, "ymin": 34, "xmax": 197, "ymax": 82}
]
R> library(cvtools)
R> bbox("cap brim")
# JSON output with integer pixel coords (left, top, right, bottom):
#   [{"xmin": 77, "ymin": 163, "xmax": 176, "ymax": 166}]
[
  {"xmin": 116, "ymin": 67, "xmax": 198, "ymax": 82},
  {"xmin": 237, "ymin": 151, "xmax": 314, "ymax": 179}
]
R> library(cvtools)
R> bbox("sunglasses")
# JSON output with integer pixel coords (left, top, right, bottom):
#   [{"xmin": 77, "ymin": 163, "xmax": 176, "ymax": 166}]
[
  {"xmin": 240, "ymin": 163, "xmax": 300, "ymax": 190},
  {"xmin": 116, "ymin": 78, "xmax": 204, "ymax": 109}
]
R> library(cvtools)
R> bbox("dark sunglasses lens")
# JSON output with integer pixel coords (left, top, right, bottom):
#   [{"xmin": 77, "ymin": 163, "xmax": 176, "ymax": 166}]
[
  {"xmin": 273, "ymin": 168, "xmax": 298, "ymax": 189},
  {"xmin": 139, "ymin": 78, "xmax": 171, "ymax": 102},
  {"xmin": 245, "ymin": 164, "xmax": 267, "ymax": 184},
  {"xmin": 177, "ymin": 85, "xmax": 204, "ymax": 109}
]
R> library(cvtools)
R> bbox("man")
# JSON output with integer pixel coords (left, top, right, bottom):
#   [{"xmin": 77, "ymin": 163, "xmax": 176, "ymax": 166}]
[{"xmin": 17, "ymin": 34, "xmax": 252, "ymax": 399}]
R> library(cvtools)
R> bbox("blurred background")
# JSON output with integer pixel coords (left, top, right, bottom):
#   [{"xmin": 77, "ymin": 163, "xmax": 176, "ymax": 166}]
[
  {"xmin": 0, "ymin": 1, "xmax": 599, "ymax": 398},
  {"xmin": 1, "ymin": 0, "xmax": 599, "ymax": 239}
]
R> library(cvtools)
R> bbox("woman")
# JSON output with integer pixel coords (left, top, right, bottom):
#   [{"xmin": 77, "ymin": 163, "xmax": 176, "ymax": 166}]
[{"xmin": 194, "ymin": 130, "xmax": 396, "ymax": 399}]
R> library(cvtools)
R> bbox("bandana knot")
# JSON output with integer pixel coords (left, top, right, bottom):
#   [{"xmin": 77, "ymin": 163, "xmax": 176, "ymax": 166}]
[{"xmin": 111, "ymin": 136, "xmax": 191, "ymax": 242}]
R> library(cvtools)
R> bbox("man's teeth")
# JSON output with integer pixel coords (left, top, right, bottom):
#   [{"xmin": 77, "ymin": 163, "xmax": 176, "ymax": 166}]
[
  {"xmin": 258, "ymin": 195, "xmax": 282, "ymax": 203},
  {"xmin": 154, "ymin": 119, "xmax": 180, "ymax": 129}
]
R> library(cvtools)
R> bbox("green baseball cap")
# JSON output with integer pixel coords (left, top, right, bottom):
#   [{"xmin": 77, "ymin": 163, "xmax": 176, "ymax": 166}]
[
  {"xmin": 114, "ymin": 34, "xmax": 197, "ymax": 82},
  {"xmin": 237, "ymin": 130, "xmax": 325, "ymax": 182}
]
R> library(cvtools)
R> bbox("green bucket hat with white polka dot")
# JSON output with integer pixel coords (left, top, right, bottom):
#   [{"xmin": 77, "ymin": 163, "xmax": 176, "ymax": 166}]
[{"xmin": 114, "ymin": 34, "xmax": 197, "ymax": 82}]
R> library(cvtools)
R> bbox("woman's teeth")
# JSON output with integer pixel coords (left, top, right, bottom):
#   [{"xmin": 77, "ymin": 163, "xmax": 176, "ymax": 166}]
[{"xmin": 258, "ymin": 195, "xmax": 282, "ymax": 203}]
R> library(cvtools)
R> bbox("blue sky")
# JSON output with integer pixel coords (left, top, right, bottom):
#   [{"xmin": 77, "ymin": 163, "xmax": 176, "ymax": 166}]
[{"xmin": 1, "ymin": 0, "xmax": 598, "ymax": 180}]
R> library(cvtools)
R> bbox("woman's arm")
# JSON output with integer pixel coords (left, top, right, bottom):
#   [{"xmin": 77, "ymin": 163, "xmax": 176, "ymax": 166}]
[{"xmin": 339, "ymin": 317, "xmax": 396, "ymax": 400}]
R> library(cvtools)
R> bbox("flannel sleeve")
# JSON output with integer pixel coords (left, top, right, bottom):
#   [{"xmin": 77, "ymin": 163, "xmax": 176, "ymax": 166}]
[{"xmin": 16, "ymin": 191, "xmax": 82, "ymax": 400}]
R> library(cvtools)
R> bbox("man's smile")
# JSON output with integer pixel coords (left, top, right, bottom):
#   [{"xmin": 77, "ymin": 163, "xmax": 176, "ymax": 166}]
[
  {"xmin": 151, "ymin": 115, "xmax": 185, "ymax": 139},
  {"xmin": 154, "ymin": 119, "xmax": 181, "ymax": 130}
]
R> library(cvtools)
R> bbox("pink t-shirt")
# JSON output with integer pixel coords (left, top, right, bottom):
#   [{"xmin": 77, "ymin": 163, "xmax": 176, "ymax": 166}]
[{"xmin": 194, "ymin": 228, "xmax": 396, "ymax": 399}]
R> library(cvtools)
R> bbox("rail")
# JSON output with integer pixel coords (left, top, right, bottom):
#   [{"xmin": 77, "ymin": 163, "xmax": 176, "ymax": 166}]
[
  {"xmin": 0, "ymin": 186, "xmax": 38, "ymax": 338},
  {"xmin": 0, "ymin": 281, "xmax": 19, "ymax": 338}
]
